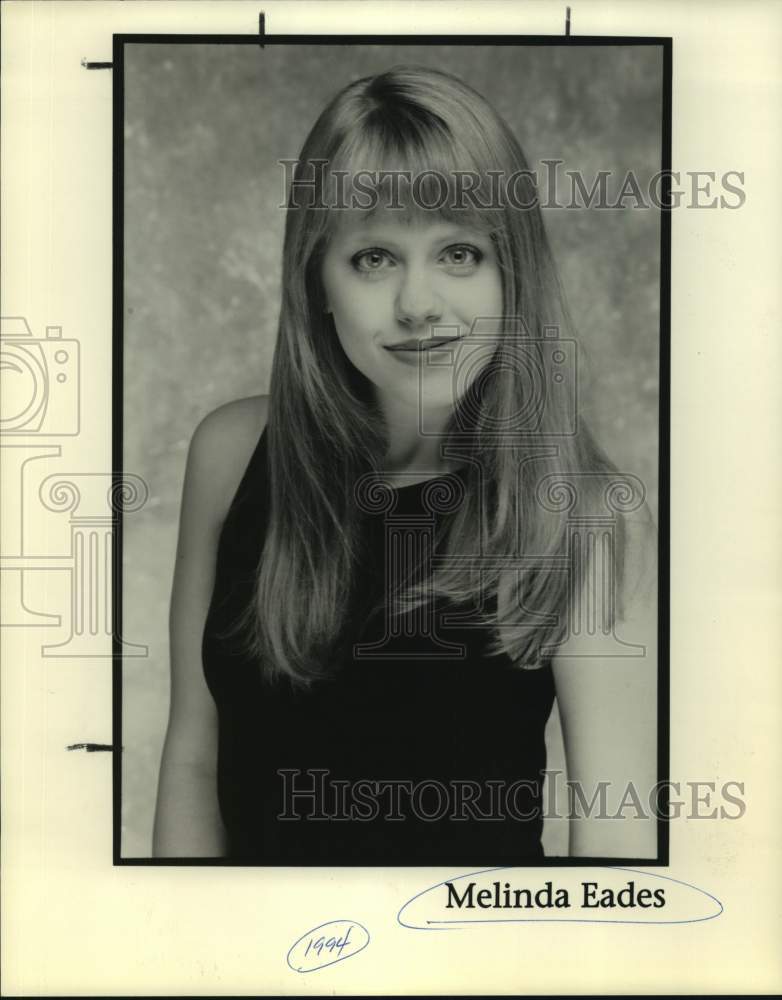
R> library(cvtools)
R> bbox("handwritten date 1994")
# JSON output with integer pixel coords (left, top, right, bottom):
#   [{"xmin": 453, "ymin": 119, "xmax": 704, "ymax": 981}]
[{"xmin": 287, "ymin": 919, "xmax": 370, "ymax": 973}]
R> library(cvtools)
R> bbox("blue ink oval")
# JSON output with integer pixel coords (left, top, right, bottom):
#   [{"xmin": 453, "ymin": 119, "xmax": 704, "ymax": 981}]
[
  {"xmin": 398, "ymin": 866, "xmax": 724, "ymax": 931},
  {"xmin": 287, "ymin": 919, "xmax": 370, "ymax": 973}
]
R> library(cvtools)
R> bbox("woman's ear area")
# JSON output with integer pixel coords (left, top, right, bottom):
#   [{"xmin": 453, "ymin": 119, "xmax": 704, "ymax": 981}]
[
  {"xmin": 314, "ymin": 270, "xmax": 331, "ymax": 314},
  {"xmin": 317, "ymin": 248, "xmax": 333, "ymax": 314}
]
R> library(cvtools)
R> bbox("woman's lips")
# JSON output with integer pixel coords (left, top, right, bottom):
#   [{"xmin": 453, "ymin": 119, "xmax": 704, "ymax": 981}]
[{"xmin": 385, "ymin": 336, "xmax": 458, "ymax": 352}]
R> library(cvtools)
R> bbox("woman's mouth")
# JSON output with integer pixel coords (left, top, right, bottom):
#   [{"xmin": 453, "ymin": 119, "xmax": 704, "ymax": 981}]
[{"xmin": 385, "ymin": 336, "xmax": 458, "ymax": 352}]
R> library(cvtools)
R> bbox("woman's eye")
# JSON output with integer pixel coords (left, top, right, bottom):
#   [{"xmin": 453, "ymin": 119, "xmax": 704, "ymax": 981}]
[
  {"xmin": 351, "ymin": 249, "xmax": 393, "ymax": 273},
  {"xmin": 441, "ymin": 244, "xmax": 482, "ymax": 269}
]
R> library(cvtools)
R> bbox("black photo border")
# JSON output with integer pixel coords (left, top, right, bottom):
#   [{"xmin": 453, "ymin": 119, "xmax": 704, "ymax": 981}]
[{"xmin": 112, "ymin": 31, "xmax": 672, "ymax": 868}]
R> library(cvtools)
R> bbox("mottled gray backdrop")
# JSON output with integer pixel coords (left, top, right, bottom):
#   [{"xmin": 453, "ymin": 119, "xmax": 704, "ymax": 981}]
[{"xmin": 122, "ymin": 43, "xmax": 663, "ymax": 857}]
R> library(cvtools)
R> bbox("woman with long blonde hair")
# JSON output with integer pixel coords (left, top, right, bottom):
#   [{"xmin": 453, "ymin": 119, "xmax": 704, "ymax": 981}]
[{"xmin": 153, "ymin": 65, "xmax": 657, "ymax": 862}]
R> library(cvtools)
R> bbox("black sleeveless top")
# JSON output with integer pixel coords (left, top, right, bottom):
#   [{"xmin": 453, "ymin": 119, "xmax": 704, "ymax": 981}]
[{"xmin": 202, "ymin": 427, "xmax": 555, "ymax": 864}]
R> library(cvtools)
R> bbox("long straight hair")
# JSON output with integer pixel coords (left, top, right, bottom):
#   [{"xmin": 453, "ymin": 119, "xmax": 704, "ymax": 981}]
[{"xmin": 240, "ymin": 65, "xmax": 634, "ymax": 685}]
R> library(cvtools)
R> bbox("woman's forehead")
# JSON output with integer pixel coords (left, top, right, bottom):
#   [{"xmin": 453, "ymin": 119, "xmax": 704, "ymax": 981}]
[{"xmin": 327, "ymin": 204, "xmax": 497, "ymax": 243}]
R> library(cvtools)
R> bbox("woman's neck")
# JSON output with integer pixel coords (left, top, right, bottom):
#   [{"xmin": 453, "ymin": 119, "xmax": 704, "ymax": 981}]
[{"xmin": 377, "ymin": 392, "xmax": 457, "ymax": 477}]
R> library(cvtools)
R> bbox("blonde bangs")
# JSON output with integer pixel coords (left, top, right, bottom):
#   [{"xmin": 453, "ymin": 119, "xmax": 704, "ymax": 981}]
[{"xmin": 320, "ymin": 117, "xmax": 507, "ymax": 237}]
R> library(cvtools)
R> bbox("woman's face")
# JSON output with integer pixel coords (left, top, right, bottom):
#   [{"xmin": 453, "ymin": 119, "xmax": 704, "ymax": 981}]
[{"xmin": 320, "ymin": 209, "xmax": 504, "ymax": 419}]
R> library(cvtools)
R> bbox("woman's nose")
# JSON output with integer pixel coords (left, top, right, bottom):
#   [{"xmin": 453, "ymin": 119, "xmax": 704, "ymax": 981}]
[{"xmin": 394, "ymin": 268, "xmax": 443, "ymax": 327}]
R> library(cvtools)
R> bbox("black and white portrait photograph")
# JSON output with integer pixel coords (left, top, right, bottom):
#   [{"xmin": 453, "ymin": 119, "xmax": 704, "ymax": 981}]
[{"xmin": 120, "ymin": 38, "xmax": 665, "ymax": 865}]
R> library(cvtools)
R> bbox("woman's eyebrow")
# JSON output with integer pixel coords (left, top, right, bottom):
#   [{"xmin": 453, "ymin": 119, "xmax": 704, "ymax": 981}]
[{"xmin": 338, "ymin": 224, "xmax": 490, "ymax": 246}]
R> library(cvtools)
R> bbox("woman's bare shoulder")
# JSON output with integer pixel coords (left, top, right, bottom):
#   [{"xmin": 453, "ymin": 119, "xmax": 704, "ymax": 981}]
[
  {"xmin": 185, "ymin": 394, "xmax": 270, "ymax": 526},
  {"xmin": 192, "ymin": 394, "xmax": 269, "ymax": 456}
]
